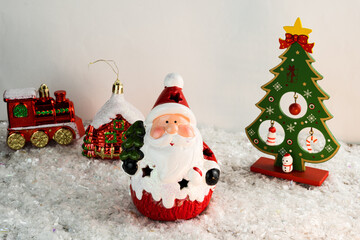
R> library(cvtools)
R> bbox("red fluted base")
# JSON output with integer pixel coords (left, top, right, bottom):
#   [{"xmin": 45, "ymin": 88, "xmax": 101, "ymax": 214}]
[{"xmin": 130, "ymin": 185, "xmax": 213, "ymax": 221}]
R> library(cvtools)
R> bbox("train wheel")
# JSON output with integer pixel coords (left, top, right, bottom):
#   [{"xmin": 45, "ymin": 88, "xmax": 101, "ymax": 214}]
[
  {"xmin": 30, "ymin": 131, "xmax": 49, "ymax": 148},
  {"xmin": 7, "ymin": 133, "xmax": 26, "ymax": 150},
  {"xmin": 54, "ymin": 128, "xmax": 73, "ymax": 145}
]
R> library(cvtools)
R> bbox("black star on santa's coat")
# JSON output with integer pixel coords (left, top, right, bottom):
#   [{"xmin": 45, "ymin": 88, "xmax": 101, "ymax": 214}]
[
  {"xmin": 178, "ymin": 178, "xmax": 189, "ymax": 190},
  {"xmin": 169, "ymin": 92, "xmax": 182, "ymax": 103},
  {"xmin": 142, "ymin": 166, "xmax": 153, "ymax": 177}
]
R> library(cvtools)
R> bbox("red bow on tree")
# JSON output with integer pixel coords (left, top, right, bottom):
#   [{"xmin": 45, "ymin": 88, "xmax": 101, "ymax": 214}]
[{"xmin": 279, "ymin": 33, "xmax": 314, "ymax": 53}]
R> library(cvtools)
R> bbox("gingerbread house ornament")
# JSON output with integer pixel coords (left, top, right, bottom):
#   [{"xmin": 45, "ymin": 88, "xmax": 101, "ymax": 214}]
[{"xmin": 82, "ymin": 79, "xmax": 144, "ymax": 160}]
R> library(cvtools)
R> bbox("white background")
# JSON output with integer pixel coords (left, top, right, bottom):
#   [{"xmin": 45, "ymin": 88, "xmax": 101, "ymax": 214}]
[{"xmin": 0, "ymin": 0, "xmax": 359, "ymax": 143}]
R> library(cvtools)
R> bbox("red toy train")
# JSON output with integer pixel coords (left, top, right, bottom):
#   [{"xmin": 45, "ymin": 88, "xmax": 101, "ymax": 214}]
[{"xmin": 3, "ymin": 84, "xmax": 85, "ymax": 150}]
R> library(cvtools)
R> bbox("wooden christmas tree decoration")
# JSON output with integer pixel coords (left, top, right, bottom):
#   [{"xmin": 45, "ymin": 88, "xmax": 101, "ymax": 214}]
[
  {"xmin": 82, "ymin": 60, "xmax": 144, "ymax": 160},
  {"xmin": 245, "ymin": 18, "xmax": 340, "ymax": 186}
]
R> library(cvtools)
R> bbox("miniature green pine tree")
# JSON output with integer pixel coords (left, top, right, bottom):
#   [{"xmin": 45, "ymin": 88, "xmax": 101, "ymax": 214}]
[{"xmin": 120, "ymin": 120, "xmax": 145, "ymax": 174}]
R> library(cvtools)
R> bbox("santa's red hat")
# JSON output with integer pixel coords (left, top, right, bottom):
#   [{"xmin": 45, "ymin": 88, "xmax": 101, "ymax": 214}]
[{"xmin": 145, "ymin": 73, "xmax": 196, "ymax": 125}]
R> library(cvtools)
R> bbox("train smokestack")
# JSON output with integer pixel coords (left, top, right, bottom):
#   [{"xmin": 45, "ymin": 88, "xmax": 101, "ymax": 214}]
[{"xmin": 54, "ymin": 90, "xmax": 66, "ymax": 102}]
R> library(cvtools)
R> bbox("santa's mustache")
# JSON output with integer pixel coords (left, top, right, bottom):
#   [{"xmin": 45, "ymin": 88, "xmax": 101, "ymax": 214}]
[{"xmin": 147, "ymin": 132, "xmax": 195, "ymax": 148}]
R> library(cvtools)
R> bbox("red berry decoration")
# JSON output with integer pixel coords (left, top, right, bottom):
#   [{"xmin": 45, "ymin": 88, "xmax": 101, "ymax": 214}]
[{"xmin": 289, "ymin": 103, "xmax": 301, "ymax": 115}]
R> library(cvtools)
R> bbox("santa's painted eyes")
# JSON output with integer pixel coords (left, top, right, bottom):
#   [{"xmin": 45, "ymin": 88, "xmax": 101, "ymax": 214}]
[{"xmin": 165, "ymin": 120, "xmax": 178, "ymax": 124}]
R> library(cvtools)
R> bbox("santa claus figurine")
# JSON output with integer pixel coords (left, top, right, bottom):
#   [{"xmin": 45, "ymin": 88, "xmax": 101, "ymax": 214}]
[{"xmin": 120, "ymin": 73, "xmax": 220, "ymax": 221}]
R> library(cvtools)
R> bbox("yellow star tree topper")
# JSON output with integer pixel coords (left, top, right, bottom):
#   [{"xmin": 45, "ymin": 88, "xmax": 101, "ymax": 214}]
[{"xmin": 283, "ymin": 17, "xmax": 312, "ymax": 36}]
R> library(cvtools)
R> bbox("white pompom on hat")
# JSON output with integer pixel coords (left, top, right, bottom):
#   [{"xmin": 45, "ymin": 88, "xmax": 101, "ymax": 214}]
[{"xmin": 164, "ymin": 73, "xmax": 184, "ymax": 88}]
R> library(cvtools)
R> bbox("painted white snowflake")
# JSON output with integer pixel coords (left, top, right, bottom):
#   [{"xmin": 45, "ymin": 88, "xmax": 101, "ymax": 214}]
[
  {"xmin": 325, "ymin": 145, "xmax": 334, "ymax": 152},
  {"xmin": 248, "ymin": 129, "xmax": 255, "ymax": 136},
  {"xmin": 273, "ymin": 82, "xmax": 282, "ymax": 91},
  {"xmin": 307, "ymin": 114, "xmax": 316, "ymax": 123},
  {"xmin": 278, "ymin": 148, "xmax": 287, "ymax": 156},
  {"xmin": 303, "ymin": 89, "xmax": 312, "ymax": 99},
  {"xmin": 266, "ymin": 106, "xmax": 274, "ymax": 115},
  {"xmin": 286, "ymin": 123, "xmax": 295, "ymax": 132}
]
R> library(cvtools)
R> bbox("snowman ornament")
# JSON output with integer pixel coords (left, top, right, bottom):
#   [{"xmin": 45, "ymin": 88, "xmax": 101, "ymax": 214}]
[
  {"xmin": 120, "ymin": 73, "xmax": 220, "ymax": 221},
  {"xmin": 282, "ymin": 153, "xmax": 293, "ymax": 173}
]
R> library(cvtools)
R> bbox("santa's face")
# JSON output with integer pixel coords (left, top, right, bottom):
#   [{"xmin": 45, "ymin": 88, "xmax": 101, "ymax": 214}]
[
  {"xmin": 150, "ymin": 114, "xmax": 195, "ymax": 141},
  {"xmin": 144, "ymin": 114, "xmax": 203, "ymax": 183}
]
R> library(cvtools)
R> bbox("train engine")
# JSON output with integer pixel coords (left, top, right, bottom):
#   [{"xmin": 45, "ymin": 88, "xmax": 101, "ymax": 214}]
[{"xmin": 3, "ymin": 84, "xmax": 85, "ymax": 150}]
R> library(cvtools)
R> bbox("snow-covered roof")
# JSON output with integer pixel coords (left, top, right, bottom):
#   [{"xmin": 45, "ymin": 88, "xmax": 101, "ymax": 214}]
[
  {"xmin": 91, "ymin": 94, "xmax": 145, "ymax": 129},
  {"xmin": 3, "ymin": 87, "xmax": 37, "ymax": 100}
]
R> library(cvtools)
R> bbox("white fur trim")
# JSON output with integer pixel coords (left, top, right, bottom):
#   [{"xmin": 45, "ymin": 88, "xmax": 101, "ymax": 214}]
[
  {"xmin": 145, "ymin": 103, "xmax": 196, "ymax": 126},
  {"xmin": 164, "ymin": 73, "xmax": 184, "ymax": 88}
]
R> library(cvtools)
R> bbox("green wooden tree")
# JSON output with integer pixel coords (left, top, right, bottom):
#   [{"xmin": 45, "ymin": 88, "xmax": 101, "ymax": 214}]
[{"xmin": 245, "ymin": 18, "xmax": 340, "ymax": 172}]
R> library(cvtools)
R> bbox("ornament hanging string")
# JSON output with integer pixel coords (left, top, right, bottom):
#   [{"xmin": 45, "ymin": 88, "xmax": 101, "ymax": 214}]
[
  {"xmin": 294, "ymin": 92, "xmax": 298, "ymax": 103},
  {"xmin": 289, "ymin": 92, "xmax": 301, "ymax": 115},
  {"xmin": 89, "ymin": 59, "xmax": 123, "ymax": 94},
  {"xmin": 89, "ymin": 59, "xmax": 120, "ymax": 81}
]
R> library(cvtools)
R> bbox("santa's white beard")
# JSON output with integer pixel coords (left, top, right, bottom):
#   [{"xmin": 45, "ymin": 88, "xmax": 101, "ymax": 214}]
[{"xmin": 144, "ymin": 126, "xmax": 203, "ymax": 183}]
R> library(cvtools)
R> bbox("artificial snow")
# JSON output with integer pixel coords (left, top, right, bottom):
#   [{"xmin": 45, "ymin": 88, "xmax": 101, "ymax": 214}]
[
  {"xmin": 0, "ymin": 121, "xmax": 360, "ymax": 239},
  {"xmin": 3, "ymin": 88, "xmax": 37, "ymax": 100},
  {"xmin": 91, "ymin": 94, "xmax": 144, "ymax": 129}
]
